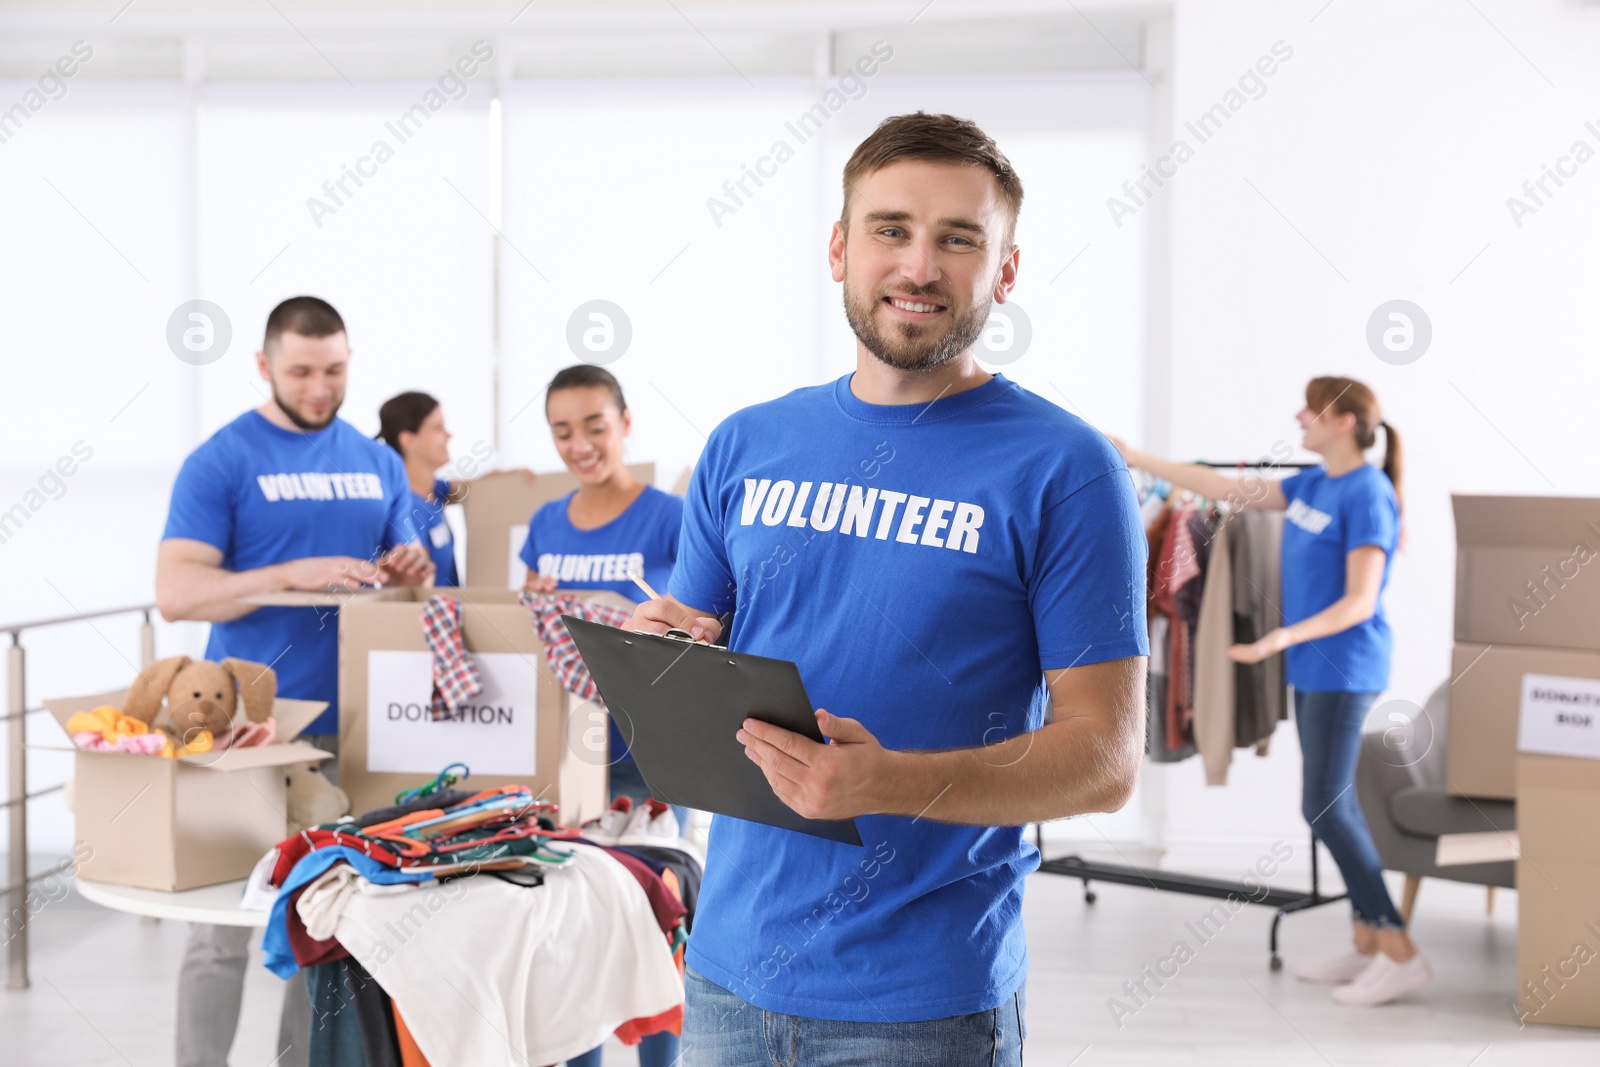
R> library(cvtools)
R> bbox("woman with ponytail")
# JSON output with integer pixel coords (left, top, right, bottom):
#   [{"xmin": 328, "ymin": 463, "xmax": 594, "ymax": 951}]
[
  {"xmin": 1112, "ymin": 376, "xmax": 1426, "ymax": 1006},
  {"xmin": 375, "ymin": 391, "xmax": 532, "ymax": 586}
]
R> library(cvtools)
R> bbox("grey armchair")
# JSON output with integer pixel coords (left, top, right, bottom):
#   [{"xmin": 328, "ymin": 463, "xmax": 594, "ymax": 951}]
[{"xmin": 1355, "ymin": 681, "xmax": 1516, "ymax": 921}]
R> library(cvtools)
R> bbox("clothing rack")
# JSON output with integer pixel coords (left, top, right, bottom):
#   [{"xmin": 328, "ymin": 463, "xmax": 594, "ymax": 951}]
[
  {"xmin": 1195, "ymin": 460, "xmax": 1320, "ymax": 469},
  {"xmin": 1034, "ymin": 455, "xmax": 1344, "ymax": 972},
  {"xmin": 1034, "ymin": 830, "xmax": 1343, "ymax": 972}
]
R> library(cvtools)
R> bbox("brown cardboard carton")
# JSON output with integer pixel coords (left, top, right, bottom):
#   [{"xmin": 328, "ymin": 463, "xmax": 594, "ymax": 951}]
[
  {"xmin": 41, "ymin": 691, "xmax": 329, "ymax": 891},
  {"xmin": 1516, "ymin": 754, "xmax": 1600, "ymax": 1028},
  {"xmin": 1453, "ymin": 494, "xmax": 1600, "ymax": 652},
  {"xmin": 459, "ymin": 463, "xmax": 654, "ymax": 588},
  {"xmin": 337, "ymin": 586, "xmax": 621, "ymax": 821},
  {"xmin": 1447, "ymin": 643, "xmax": 1600, "ymax": 799}
]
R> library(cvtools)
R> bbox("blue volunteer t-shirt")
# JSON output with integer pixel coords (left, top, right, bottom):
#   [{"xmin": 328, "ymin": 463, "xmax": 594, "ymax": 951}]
[
  {"xmin": 412, "ymin": 478, "xmax": 460, "ymax": 587},
  {"xmin": 670, "ymin": 372, "xmax": 1148, "ymax": 1022},
  {"xmin": 161, "ymin": 412, "xmax": 419, "ymax": 735},
  {"xmin": 519, "ymin": 485, "xmax": 683, "ymax": 762},
  {"xmin": 1279, "ymin": 464, "xmax": 1399, "ymax": 693}
]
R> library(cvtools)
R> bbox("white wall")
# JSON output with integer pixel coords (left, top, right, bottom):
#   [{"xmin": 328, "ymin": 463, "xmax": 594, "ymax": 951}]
[
  {"xmin": 6, "ymin": 0, "xmax": 1595, "ymax": 875},
  {"xmin": 1137, "ymin": 0, "xmax": 1600, "ymax": 874},
  {"xmin": 0, "ymin": 55, "xmax": 1150, "ymax": 855}
]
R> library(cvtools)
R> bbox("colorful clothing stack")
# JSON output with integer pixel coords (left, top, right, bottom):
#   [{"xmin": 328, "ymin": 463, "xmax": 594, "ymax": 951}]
[{"xmin": 258, "ymin": 782, "xmax": 694, "ymax": 1066}]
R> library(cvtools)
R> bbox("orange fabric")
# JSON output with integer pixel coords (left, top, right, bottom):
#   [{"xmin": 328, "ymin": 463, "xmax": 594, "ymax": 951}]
[
  {"xmin": 393, "ymin": 999, "xmax": 432, "ymax": 1067},
  {"xmin": 611, "ymin": 860, "xmax": 686, "ymax": 1043},
  {"xmin": 614, "ymin": 1003, "xmax": 684, "ymax": 1046}
]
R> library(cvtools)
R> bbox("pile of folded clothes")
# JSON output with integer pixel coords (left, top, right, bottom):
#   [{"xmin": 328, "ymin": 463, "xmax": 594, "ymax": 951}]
[{"xmin": 252, "ymin": 783, "xmax": 700, "ymax": 1067}]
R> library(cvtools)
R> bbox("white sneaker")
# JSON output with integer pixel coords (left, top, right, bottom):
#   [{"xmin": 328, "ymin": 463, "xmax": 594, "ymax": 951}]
[
  {"xmin": 1294, "ymin": 950, "xmax": 1377, "ymax": 985},
  {"xmin": 580, "ymin": 796, "xmax": 636, "ymax": 845},
  {"xmin": 1331, "ymin": 951, "xmax": 1432, "ymax": 1006}
]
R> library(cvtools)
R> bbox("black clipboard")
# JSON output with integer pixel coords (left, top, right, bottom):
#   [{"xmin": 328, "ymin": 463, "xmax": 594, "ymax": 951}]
[{"xmin": 562, "ymin": 616, "xmax": 863, "ymax": 846}]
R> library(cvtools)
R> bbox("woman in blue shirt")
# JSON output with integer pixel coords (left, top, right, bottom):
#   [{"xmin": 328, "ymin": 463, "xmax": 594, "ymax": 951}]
[
  {"xmin": 519, "ymin": 365, "xmax": 685, "ymax": 1067},
  {"xmin": 376, "ymin": 390, "xmax": 532, "ymax": 586},
  {"xmin": 1115, "ymin": 376, "xmax": 1426, "ymax": 1007}
]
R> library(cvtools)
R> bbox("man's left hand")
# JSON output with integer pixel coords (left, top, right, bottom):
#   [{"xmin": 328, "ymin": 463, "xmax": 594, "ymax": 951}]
[
  {"xmin": 738, "ymin": 710, "xmax": 898, "ymax": 821},
  {"xmin": 377, "ymin": 542, "xmax": 435, "ymax": 587}
]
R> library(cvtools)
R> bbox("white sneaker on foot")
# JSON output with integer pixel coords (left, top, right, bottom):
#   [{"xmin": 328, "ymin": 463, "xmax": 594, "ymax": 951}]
[
  {"xmin": 1331, "ymin": 951, "xmax": 1432, "ymax": 1006},
  {"xmin": 1293, "ymin": 950, "xmax": 1377, "ymax": 984}
]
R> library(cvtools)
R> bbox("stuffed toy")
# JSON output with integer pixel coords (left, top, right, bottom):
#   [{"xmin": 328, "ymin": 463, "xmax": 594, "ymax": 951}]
[
  {"xmin": 123, "ymin": 655, "xmax": 277, "ymax": 744},
  {"xmin": 285, "ymin": 761, "xmax": 350, "ymax": 833}
]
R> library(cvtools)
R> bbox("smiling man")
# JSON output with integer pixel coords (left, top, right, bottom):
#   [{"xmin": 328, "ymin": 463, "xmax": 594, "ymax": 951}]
[
  {"xmin": 626, "ymin": 112, "xmax": 1149, "ymax": 1064},
  {"xmin": 156, "ymin": 295, "xmax": 433, "ymax": 1067}
]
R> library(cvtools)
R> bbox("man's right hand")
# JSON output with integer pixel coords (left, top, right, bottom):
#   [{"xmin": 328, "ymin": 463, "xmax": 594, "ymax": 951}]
[
  {"xmin": 278, "ymin": 556, "xmax": 385, "ymax": 591},
  {"xmin": 625, "ymin": 594, "xmax": 723, "ymax": 644}
]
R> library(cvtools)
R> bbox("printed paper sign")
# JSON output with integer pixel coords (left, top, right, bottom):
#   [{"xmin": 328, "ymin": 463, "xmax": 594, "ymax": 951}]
[
  {"xmin": 1519, "ymin": 673, "xmax": 1600, "ymax": 761},
  {"xmin": 509, "ymin": 524, "xmax": 529, "ymax": 590},
  {"xmin": 366, "ymin": 650, "xmax": 539, "ymax": 776}
]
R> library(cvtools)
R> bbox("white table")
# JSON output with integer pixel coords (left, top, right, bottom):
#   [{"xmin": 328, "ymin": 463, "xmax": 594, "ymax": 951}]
[{"xmin": 75, "ymin": 877, "xmax": 267, "ymax": 927}]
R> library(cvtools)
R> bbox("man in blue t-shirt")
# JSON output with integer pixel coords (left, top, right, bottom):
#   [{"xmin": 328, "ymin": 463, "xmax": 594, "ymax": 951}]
[
  {"xmin": 155, "ymin": 296, "xmax": 433, "ymax": 1067},
  {"xmin": 627, "ymin": 113, "xmax": 1149, "ymax": 1064}
]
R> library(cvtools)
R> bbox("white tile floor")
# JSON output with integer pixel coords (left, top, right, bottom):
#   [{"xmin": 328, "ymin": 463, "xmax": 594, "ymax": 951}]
[{"xmin": 3, "ymin": 849, "xmax": 1595, "ymax": 1066}]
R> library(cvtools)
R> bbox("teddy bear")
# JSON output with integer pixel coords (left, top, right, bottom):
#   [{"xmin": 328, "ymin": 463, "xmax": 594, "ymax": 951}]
[
  {"xmin": 285, "ymin": 761, "xmax": 351, "ymax": 832},
  {"xmin": 123, "ymin": 655, "xmax": 277, "ymax": 744}
]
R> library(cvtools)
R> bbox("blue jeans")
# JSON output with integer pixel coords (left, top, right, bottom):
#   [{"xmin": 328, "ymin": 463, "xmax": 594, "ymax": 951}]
[
  {"xmin": 566, "ymin": 1031, "xmax": 679, "ymax": 1067},
  {"xmin": 681, "ymin": 966, "xmax": 1025, "ymax": 1066},
  {"xmin": 1294, "ymin": 689, "xmax": 1405, "ymax": 929}
]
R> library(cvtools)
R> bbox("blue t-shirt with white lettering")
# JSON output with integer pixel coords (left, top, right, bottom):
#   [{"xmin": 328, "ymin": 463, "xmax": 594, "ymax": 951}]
[
  {"xmin": 1279, "ymin": 464, "xmax": 1399, "ymax": 693},
  {"xmin": 413, "ymin": 478, "xmax": 460, "ymax": 587},
  {"xmin": 161, "ymin": 412, "xmax": 418, "ymax": 735},
  {"xmin": 669, "ymin": 372, "xmax": 1148, "ymax": 1022},
  {"xmin": 519, "ymin": 485, "xmax": 683, "ymax": 762}
]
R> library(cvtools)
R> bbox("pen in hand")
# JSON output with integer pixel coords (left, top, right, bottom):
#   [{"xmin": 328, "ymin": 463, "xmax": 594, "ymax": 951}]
[{"xmin": 626, "ymin": 568, "xmax": 661, "ymax": 602}]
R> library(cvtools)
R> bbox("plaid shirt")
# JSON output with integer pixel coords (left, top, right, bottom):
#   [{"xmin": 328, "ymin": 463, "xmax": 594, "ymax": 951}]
[
  {"xmin": 518, "ymin": 591, "xmax": 632, "ymax": 705},
  {"xmin": 420, "ymin": 594, "xmax": 483, "ymax": 721}
]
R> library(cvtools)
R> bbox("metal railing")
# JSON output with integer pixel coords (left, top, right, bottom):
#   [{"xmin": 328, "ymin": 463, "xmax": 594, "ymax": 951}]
[{"xmin": 4, "ymin": 604, "xmax": 156, "ymax": 990}]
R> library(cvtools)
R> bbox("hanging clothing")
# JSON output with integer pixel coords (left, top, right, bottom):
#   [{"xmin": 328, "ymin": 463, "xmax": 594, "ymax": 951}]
[
  {"xmin": 1232, "ymin": 509, "xmax": 1288, "ymax": 750},
  {"xmin": 519, "ymin": 591, "xmax": 633, "ymax": 705},
  {"xmin": 419, "ymin": 594, "xmax": 482, "ymax": 722},
  {"xmin": 305, "ymin": 957, "xmax": 403, "ymax": 1067},
  {"xmin": 1151, "ymin": 499, "xmax": 1206, "ymax": 754},
  {"xmin": 1192, "ymin": 521, "xmax": 1237, "ymax": 786}
]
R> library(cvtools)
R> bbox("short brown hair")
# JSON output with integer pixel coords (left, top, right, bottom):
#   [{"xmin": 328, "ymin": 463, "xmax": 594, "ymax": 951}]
[
  {"xmin": 264, "ymin": 296, "xmax": 345, "ymax": 352},
  {"xmin": 840, "ymin": 112, "xmax": 1024, "ymax": 249}
]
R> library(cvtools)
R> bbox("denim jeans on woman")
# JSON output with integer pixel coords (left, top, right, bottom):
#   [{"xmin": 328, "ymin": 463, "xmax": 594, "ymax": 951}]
[
  {"xmin": 681, "ymin": 965, "xmax": 1025, "ymax": 1067},
  {"xmin": 1294, "ymin": 689, "xmax": 1405, "ymax": 928}
]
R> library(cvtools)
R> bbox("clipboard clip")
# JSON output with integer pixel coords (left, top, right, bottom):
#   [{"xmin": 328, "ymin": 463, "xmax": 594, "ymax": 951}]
[{"xmin": 633, "ymin": 626, "xmax": 729, "ymax": 652}]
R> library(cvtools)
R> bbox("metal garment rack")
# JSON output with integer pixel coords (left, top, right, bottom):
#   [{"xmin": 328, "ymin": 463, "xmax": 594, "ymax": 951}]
[
  {"xmin": 1035, "ymin": 830, "xmax": 1344, "ymax": 972},
  {"xmin": 1033, "ymin": 456, "xmax": 1342, "ymax": 972}
]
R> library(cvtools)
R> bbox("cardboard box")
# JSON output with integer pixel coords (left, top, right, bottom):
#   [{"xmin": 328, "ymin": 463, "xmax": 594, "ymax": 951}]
[
  {"xmin": 1447, "ymin": 643, "xmax": 1600, "ymax": 799},
  {"xmin": 1436, "ymin": 830, "xmax": 1520, "ymax": 866},
  {"xmin": 41, "ymin": 691, "xmax": 330, "ymax": 891},
  {"xmin": 459, "ymin": 463, "xmax": 655, "ymax": 588},
  {"xmin": 1516, "ymin": 754, "xmax": 1600, "ymax": 1028},
  {"xmin": 1454, "ymin": 494, "xmax": 1600, "ymax": 652},
  {"xmin": 338, "ymin": 586, "xmax": 625, "ymax": 821}
]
